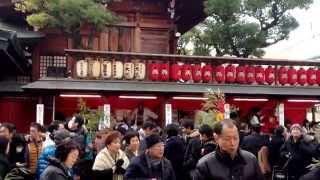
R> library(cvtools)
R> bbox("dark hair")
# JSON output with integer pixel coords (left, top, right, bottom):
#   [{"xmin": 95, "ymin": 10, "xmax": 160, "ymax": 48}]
[
  {"xmin": 199, "ymin": 124, "xmax": 213, "ymax": 138},
  {"xmin": 251, "ymin": 124, "xmax": 261, "ymax": 134},
  {"xmin": 123, "ymin": 131, "xmax": 139, "ymax": 145},
  {"xmin": 274, "ymin": 126, "xmax": 285, "ymax": 136},
  {"xmin": 230, "ymin": 112, "xmax": 238, "ymax": 120},
  {"xmin": 47, "ymin": 120, "xmax": 64, "ymax": 134},
  {"xmin": 55, "ymin": 140, "xmax": 80, "ymax": 162},
  {"xmin": 181, "ymin": 119, "xmax": 194, "ymax": 130},
  {"xmin": 165, "ymin": 124, "xmax": 179, "ymax": 137},
  {"xmin": 213, "ymin": 119, "xmax": 238, "ymax": 135},
  {"xmin": 55, "ymin": 111, "xmax": 66, "ymax": 122},
  {"xmin": 30, "ymin": 122, "xmax": 43, "ymax": 132},
  {"xmin": 114, "ymin": 123, "xmax": 128, "ymax": 136},
  {"xmin": 0, "ymin": 123, "xmax": 15, "ymax": 133},
  {"xmin": 74, "ymin": 115, "xmax": 84, "ymax": 127},
  {"xmin": 0, "ymin": 137, "xmax": 8, "ymax": 154},
  {"xmin": 251, "ymin": 107, "xmax": 261, "ymax": 114},
  {"xmin": 105, "ymin": 131, "xmax": 121, "ymax": 146},
  {"xmin": 142, "ymin": 121, "xmax": 155, "ymax": 130}
]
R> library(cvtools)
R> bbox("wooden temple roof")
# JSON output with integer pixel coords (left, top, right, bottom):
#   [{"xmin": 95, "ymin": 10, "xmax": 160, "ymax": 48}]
[{"xmin": 175, "ymin": 0, "xmax": 207, "ymax": 33}]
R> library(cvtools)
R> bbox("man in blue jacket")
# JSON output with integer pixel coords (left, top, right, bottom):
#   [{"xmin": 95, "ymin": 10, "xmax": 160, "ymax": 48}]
[{"xmin": 36, "ymin": 129, "xmax": 70, "ymax": 179}]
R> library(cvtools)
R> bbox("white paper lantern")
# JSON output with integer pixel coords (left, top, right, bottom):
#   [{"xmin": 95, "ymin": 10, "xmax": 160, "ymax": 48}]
[
  {"xmin": 113, "ymin": 61, "xmax": 123, "ymax": 79},
  {"xmin": 124, "ymin": 62, "xmax": 135, "ymax": 79},
  {"xmin": 134, "ymin": 62, "xmax": 146, "ymax": 80},
  {"xmin": 76, "ymin": 60, "xmax": 88, "ymax": 78},
  {"xmin": 101, "ymin": 60, "xmax": 112, "ymax": 79},
  {"xmin": 89, "ymin": 59, "xmax": 101, "ymax": 78}
]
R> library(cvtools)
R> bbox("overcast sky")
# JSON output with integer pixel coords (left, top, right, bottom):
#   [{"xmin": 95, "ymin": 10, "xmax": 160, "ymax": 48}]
[{"xmin": 264, "ymin": 1, "xmax": 320, "ymax": 60}]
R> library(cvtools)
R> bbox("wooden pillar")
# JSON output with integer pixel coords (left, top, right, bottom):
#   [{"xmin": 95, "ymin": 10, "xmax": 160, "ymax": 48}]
[
  {"xmin": 67, "ymin": 38, "xmax": 75, "ymax": 78},
  {"xmin": 99, "ymin": 29, "xmax": 109, "ymax": 51},
  {"xmin": 134, "ymin": 12, "xmax": 141, "ymax": 53},
  {"xmin": 32, "ymin": 45, "xmax": 40, "ymax": 81},
  {"xmin": 52, "ymin": 95, "xmax": 56, "ymax": 122},
  {"xmin": 38, "ymin": 96, "xmax": 43, "ymax": 104}
]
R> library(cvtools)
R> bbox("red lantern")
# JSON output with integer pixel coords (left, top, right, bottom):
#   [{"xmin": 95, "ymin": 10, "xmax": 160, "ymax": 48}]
[
  {"xmin": 171, "ymin": 64, "xmax": 182, "ymax": 81},
  {"xmin": 255, "ymin": 66, "xmax": 265, "ymax": 85},
  {"xmin": 192, "ymin": 64, "xmax": 202, "ymax": 82},
  {"xmin": 214, "ymin": 65, "xmax": 225, "ymax": 83},
  {"xmin": 202, "ymin": 65, "xmax": 212, "ymax": 83},
  {"xmin": 236, "ymin": 66, "xmax": 246, "ymax": 84},
  {"xmin": 225, "ymin": 64, "xmax": 236, "ymax": 83},
  {"xmin": 148, "ymin": 63, "xmax": 159, "ymax": 81},
  {"xmin": 317, "ymin": 69, "xmax": 320, "ymax": 85},
  {"xmin": 278, "ymin": 66, "xmax": 288, "ymax": 85},
  {"xmin": 307, "ymin": 68, "xmax": 317, "ymax": 85},
  {"xmin": 159, "ymin": 63, "xmax": 170, "ymax": 81},
  {"xmin": 182, "ymin": 64, "xmax": 192, "ymax": 81},
  {"xmin": 265, "ymin": 66, "xmax": 275, "ymax": 85},
  {"xmin": 298, "ymin": 67, "xmax": 307, "ymax": 86},
  {"xmin": 245, "ymin": 65, "xmax": 255, "ymax": 84},
  {"xmin": 287, "ymin": 67, "xmax": 297, "ymax": 85}
]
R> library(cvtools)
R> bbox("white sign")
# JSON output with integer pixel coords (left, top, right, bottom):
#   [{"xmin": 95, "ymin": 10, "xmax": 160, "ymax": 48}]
[
  {"xmin": 36, "ymin": 104, "xmax": 44, "ymax": 125},
  {"xmin": 165, "ymin": 104, "xmax": 172, "ymax": 125},
  {"xmin": 278, "ymin": 103, "xmax": 285, "ymax": 126},
  {"xmin": 101, "ymin": 104, "xmax": 111, "ymax": 129},
  {"xmin": 224, "ymin": 103, "xmax": 230, "ymax": 119}
]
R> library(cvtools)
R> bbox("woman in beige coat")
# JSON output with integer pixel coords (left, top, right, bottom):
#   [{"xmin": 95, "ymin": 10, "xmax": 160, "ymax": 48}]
[{"xmin": 92, "ymin": 131, "xmax": 129, "ymax": 180}]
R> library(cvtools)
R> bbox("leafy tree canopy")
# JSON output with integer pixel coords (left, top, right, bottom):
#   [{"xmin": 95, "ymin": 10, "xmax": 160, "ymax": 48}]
[
  {"xmin": 179, "ymin": 0, "xmax": 313, "ymax": 57},
  {"xmin": 15, "ymin": 0, "xmax": 120, "ymax": 48}
]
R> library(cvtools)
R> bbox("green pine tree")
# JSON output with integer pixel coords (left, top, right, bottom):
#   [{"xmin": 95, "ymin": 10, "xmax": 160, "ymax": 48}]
[
  {"xmin": 180, "ymin": 0, "xmax": 313, "ymax": 57},
  {"xmin": 15, "ymin": 0, "xmax": 120, "ymax": 48}
]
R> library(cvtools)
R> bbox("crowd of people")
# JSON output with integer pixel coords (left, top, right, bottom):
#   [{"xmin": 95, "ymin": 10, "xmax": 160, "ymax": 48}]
[{"xmin": 0, "ymin": 111, "xmax": 319, "ymax": 180}]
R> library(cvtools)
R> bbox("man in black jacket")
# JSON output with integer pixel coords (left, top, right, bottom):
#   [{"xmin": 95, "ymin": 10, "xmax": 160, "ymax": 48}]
[
  {"xmin": 0, "ymin": 123, "xmax": 27, "ymax": 168},
  {"xmin": 183, "ymin": 124, "xmax": 216, "ymax": 179},
  {"xmin": 241, "ymin": 124, "xmax": 269, "ymax": 157},
  {"xmin": 280, "ymin": 124, "xmax": 315, "ymax": 180},
  {"xmin": 125, "ymin": 134, "xmax": 176, "ymax": 180},
  {"xmin": 193, "ymin": 119, "xmax": 264, "ymax": 180},
  {"xmin": 164, "ymin": 124, "xmax": 185, "ymax": 180}
]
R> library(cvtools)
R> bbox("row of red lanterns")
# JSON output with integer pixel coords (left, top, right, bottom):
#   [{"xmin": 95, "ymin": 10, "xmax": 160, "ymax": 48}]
[{"xmin": 148, "ymin": 63, "xmax": 320, "ymax": 86}]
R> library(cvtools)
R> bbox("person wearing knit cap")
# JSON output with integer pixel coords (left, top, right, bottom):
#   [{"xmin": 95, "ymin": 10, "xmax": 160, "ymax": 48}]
[
  {"xmin": 35, "ymin": 129, "xmax": 71, "ymax": 180},
  {"xmin": 125, "ymin": 134, "xmax": 176, "ymax": 180},
  {"xmin": 280, "ymin": 123, "xmax": 316, "ymax": 179}
]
